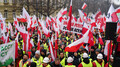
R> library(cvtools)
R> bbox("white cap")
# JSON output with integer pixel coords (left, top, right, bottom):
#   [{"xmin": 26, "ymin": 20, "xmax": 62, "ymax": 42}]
[
  {"xmin": 67, "ymin": 57, "xmax": 73, "ymax": 63},
  {"xmin": 110, "ymin": 55, "xmax": 114, "ymax": 59},
  {"xmin": 97, "ymin": 53, "xmax": 103, "ymax": 59},
  {"xmin": 83, "ymin": 53, "xmax": 89, "ymax": 58},
  {"xmin": 35, "ymin": 50, "xmax": 40, "ymax": 55},
  {"xmin": 43, "ymin": 57, "xmax": 49, "ymax": 63}
]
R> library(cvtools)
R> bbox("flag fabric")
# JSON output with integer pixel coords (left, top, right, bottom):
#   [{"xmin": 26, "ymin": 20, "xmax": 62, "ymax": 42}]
[
  {"xmin": 67, "ymin": 0, "xmax": 72, "ymax": 31},
  {"xmin": 82, "ymin": 3, "xmax": 87, "ymax": 10},
  {"xmin": 15, "ymin": 33, "xmax": 19, "ymax": 59},
  {"xmin": 104, "ymin": 40, "xmax": 113, "ymax": 61},
  {"xmin": 0, "ymin": 41, "xmax": 15, "ymax": 66},
  {"xmin": 49, "ymin": 35, "xmax": 55, "ymax": 61},
  {"xmin": 37, "ymin": 35, "xmax": 40, "ymax": 50},
  {"xmin": 82, "ymin": 22, "xmax": 89, "ymax": 34},
  {"xmin": 95, "ymin": 11, "xmax": 102, "ymax": 19},
  {"xmin": 38, "ymin": 20, "xmax": 50, "ymax": 37},
  {"xmin": 65, "ymin": 29, "xmax": 90, "ymax": 52},
  {"xmin": 106, "ymin": 4, "xmax": 118, "ymax": 22},
  {"xmin": 98, "ymin": 33, "xmax": 104, "ymax": 45}
]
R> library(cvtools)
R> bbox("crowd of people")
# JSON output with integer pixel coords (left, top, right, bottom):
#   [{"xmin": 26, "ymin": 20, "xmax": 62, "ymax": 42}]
[{"xmin": 0, "ymin": 25, "xmax": 114, "ymax": 67}]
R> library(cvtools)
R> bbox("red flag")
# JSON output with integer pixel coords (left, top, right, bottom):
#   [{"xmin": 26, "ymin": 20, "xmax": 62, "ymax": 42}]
[
  {"xmin": 67, "ymin": 0, "xmax": 72, "ymax": 31},
  {"xmin": 98, "ymin": 33, "xmax": 104, "ymax": 45},
  {"xmin": 95, "ymin": 11, "xmax": 102, "ymax": 19},
  {"xmin": 65, "ymin": 30, "xmax": 90, "ymax": 52},
  {"xmin": 15, "ymin": 33, "xmax": 19, "ymax": 59},
  {"xmin": 49, "ymin": 35, "xmax": 55, "ymax": 61},
  {"xmin": 82, "ymin": 3, "xmax": 87, "ymax": 10},
  {"xmin": 82, "ymin": 23, "xmax": 89, "ymax": 34}
]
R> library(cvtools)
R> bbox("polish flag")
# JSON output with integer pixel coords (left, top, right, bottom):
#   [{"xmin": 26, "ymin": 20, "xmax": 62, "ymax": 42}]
[
  {"xmin": 67, "ymin": 0, "xmax": 72, "ymax": 31},
  {"xmin": 15, "ymin": 33, "xmax": 19, "ymax": 58},
  {"xmin": 65, "ymin": 29, "xmax": 90, "ymax": 52},
  {"xmin": 39, "ymin": 20, "xmax": 50, "ymax": 37},
  {"xmin": 117, "ymin": 23, "xmax": 120, "ymax": 34},
  {"xmin": 37, "ymin": 35, "xmax": 40, "ymax": 51},
  {"xmin": 95, "ymin": 11, "xmax": 102, "ymax": 19},
  {"xmin": 78, "ymin": 9, "xmax": 84, "ymax": 20},
  {"xmin": 49, "ymin": 35, "xmax": 55, "ymax": 61},
  {"xmin": 82, "ymin": 22, "xmax": 89, "ymax": 34},
  {"xmin": 104, "ymin": 40, "xmax": 113, "ymax": 61},
  {"xmin": 82, "ymin": 3, "xmax": 87, "ymax": 10},
  {"xmin": 98, "ymin": 33, "xmax": 104, "ymax": 45},
  {"xmin": 106, "ymin": 4, "xmax": 118, "ymax": 22},
  {"xmin": 61, "ymin": 7, "xmax": 67, "ymax": 15}
]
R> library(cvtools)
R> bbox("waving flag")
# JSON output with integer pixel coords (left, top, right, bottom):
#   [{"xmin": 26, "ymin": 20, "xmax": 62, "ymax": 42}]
[
  {"xmin": 82, "ymin": 3, "xmax": 87, "ymax": 10},
  {"xmin": 65, "ymin": 29, "xmax": 90, "ymax": 52},
  {"xmin": 67, "ymin": 0, "xmax": 72, "ymax": 31}
]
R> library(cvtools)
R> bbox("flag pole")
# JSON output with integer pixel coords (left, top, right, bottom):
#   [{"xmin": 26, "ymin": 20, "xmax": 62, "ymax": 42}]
[{"xmin": 108, "ymin": 40, "xmax": 112, "ymax": 67}]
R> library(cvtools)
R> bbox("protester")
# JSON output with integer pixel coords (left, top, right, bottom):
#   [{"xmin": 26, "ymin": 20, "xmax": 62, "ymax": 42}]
[
  {"xmin": 18, "ymin": 54, "xmax": 29, "ymax": 67},
  {"xmin": 31, "ymin": 50, "xmax": 43, "ymax": 67},
  {"xmin": 50, "ymin": 58, "xmax": 62, "ymax": 67},
  {"xmin": 93, "ymin": 53, "xmax": 105, "ymax": 67},
  {"xmin": 40, "ymin": 57, "xmax": 51, "ymax": 67},
  {"xmin": 78, "ymin": 53, "xmax": 93, "ymax": 67},
  {"xmin": 65, "ymin": 57, "xmax": 76, "ymax": 67}
]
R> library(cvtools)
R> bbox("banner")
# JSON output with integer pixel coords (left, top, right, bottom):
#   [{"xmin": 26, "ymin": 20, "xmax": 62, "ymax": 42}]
[
  {"xmin": 62, "ymin": 20, "xmax": 83, "ymax": 34},
  {"xmin": 0, "ymin": 41, "xmax": 15, "ymax": 66}
]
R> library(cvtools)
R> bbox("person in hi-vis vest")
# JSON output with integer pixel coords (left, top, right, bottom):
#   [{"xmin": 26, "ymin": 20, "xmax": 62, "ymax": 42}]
[
  {"xmin": 18, "ymin": 54, "xmax": 29, "ymax": 67},
  {"xmin": 40, "ymin": 57, "xmax": 51, "ymax": 67},
  {"xmin": 65, "ymin": 57, "xmax": 76, "ymax": 67},
  {"xmin": 31, "ymin": 50, "xmax": 43, "ymax": 67},
  {"xmin": 78, "ymin": 53, "xmax": 93, "ymax": 67},
  {"xmin": 93, "ymin": 53, "xmax": 105, "ymax": 67}
]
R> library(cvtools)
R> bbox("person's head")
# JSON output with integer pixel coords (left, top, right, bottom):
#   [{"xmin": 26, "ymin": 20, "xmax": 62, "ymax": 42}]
[
  {"xmin": 55, "ymin": 58, "xmax": 60, "ymax": 65},
  {"xmin": 110, "ymin": 55, "xmax": 114, "ymax": 63},
  {"xmin": 43, "ymin": 57, "xmax": 49, "ymax": 66},
  {"xmin": 23, "ymin": 54, "xmax": 29, "ymax": 61},
  {"xmin": 79, "ymin": 46, "xmax": 84, "ymax": 52},
  {"xmin": 67, "ymin": 57, "xmax": 73, "ymax": 63},
  {"xmin": 97, "ymin": 53, "xmax": 103, "ymax": 63},
  {"xmin": 35, "ymin": 50, "xmax": 40, "ymax": 59},
  {"xmin": 61, "ymin": 45, "xmax": 65, "ymax": 49},
  {"xmin": 74, "ymin": 52, "xmax": 78, "ymax": 57},
  {"xmin": 94, "ymin": 44, "xmax": 98, "ymax": 49},
  {"xmin": 47, "ymin": 53, "xmax": 51, "ymax": 58},
  {"xmin": 60, "ymin": 52, "xmax": 64, "ymax": 58},
  {"xmin": 95, "ymin": 49, "xmax": 100, "ymax": 55},
  {"xmin": 91, "ymin": 46, "xmax": 95, "ymax": 52},
  {"xmin": 31, "ymin": 47, "xmax": 35, "ymax": 52}
]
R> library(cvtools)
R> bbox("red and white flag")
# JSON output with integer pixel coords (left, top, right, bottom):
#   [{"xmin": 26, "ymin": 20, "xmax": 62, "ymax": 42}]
[
  {"xmin": 15, "ymin": 33, "xmax": 19, "ymax": 58},
  {"xmin": 65, "ymin": 29, "xmax": 90, "ymax": 52},
  {"xmin": 82, "ymin": 3, "xmax": 87, "ymax": 10},
  {"xmin": 49, "ymin": 35, "xmax": 55, "ymax": 61},
  {"xmin": 98, "ymin": 33, "xmax": 104, "ymax": 45},
  {"xmin": 82, "ymin": 22, "xmax": 89, "ymax": 34},
  {"xmin": 67, "ymin": 0, "xmax": 72, "ymax": 31},
  {"xmin": 104, "ymin": 40, "xmax": 113, "ymax": 61},
  {"xmin": 39, "ymin": 20, "xmax": 50, "ymax": 37},
  {"xmin": 106, "ymin": 4, "xmax": 118, "ymax": 22},
  {"xmin": 95, "ymin": 11, "xmax": 102, "ymax": 19}
]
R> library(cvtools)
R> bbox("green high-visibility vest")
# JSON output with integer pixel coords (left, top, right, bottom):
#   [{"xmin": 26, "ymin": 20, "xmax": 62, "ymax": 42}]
[
  {"xmin": 60, "ymin": 58, "xmax": 66, "ymax": 67},
  {"xmin": 93, "ymin": 60, "xmax": 104, "ymax": 67},
  {"xmin": 81, "ymin": 62, "xmax": 93, "ymax": 67},
  {"xmin": 65, "ymin": 65, "xmax": 76, "ymax": 67}
]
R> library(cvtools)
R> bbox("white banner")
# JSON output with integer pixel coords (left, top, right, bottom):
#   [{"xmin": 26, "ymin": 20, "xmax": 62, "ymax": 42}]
[
  {"xmin": 62, "ymin": 20, "xmax": 83, "ymax": 34},
  {"xmin": 0, "ymin": 41, "xmax": 15, "ymax": 66}
]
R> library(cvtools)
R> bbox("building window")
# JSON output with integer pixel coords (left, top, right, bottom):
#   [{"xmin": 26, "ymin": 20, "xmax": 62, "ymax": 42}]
[
  {"xmin": 4, "ymin": 10, "xmax": 8, "ymax": 18},
  {"xmin": 4, "ymin": 0, "xmax": 8, "ymax": 3},
  {"xmin": 13, "ymin": 10, "xmax": 16, "ymax": 18}
]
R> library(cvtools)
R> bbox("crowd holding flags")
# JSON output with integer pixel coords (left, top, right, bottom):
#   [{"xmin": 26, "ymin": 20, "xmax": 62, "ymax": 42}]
[{"xmin": 0, "ymin": 0, "xmax": 120, "ymax": 66}]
